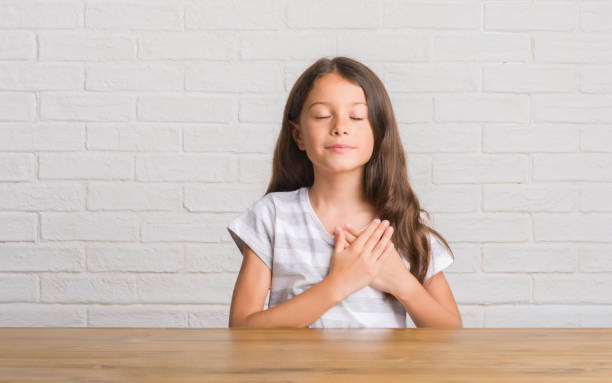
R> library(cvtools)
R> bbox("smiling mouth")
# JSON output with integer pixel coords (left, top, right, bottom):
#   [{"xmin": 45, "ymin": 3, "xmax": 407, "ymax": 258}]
[{"xmin": 327, "ymin": 146, "xmax": 353, "ymax": 153}]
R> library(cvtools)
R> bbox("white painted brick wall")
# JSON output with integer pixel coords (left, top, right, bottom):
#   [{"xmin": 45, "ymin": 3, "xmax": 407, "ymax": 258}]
[{"xmin": 0, "ymin": 0, "xmax": 610, "ymax": 329}]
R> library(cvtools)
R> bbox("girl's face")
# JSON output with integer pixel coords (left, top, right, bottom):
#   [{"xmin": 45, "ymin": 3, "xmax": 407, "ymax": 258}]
[{"xmin": 290, "ymin": 72, "xmax": 374, "ymax": 174}]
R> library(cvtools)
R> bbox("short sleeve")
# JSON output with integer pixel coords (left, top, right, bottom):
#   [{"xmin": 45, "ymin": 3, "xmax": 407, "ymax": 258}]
[
  {"xmin": 226, "ymin": 194, "xmax": 275, "ymax": 270},
  {"xmin": 424, "ymin": 232, "xmax": 454, "ymax": 283}
]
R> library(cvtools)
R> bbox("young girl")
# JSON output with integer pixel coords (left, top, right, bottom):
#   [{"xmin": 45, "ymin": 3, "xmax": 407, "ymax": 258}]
[{"xmin": 227, "ymin": 56, "xmax": 462, "ymax": 329}]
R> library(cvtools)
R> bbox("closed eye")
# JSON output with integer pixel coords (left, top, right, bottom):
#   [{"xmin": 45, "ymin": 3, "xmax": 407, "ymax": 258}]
[{"xmin": 315, "ymin": 116, "xmax": 364, "ymax": 120}]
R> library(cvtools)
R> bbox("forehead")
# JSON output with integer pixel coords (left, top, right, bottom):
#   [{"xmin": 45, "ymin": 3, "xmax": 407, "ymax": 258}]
[{"xmin": 305, "ymin": 73, "xmax": 367, "ymax": 109}]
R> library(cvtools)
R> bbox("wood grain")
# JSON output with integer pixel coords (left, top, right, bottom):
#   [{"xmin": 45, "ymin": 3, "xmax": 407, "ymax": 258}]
[{"xmin": 0, "ymin": 328, "xmax": 610, "ymax": 382}]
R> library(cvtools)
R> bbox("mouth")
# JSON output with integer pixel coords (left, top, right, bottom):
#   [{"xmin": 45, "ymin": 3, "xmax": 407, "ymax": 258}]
[{"xmin": 326, "ymin": 145, "xmax": 354, "ymax": 153}]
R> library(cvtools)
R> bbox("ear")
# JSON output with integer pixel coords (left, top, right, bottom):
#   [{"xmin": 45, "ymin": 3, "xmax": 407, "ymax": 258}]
[{"xmin": 290, "ymin": 120, "xmax": 305, "ymax": 151}]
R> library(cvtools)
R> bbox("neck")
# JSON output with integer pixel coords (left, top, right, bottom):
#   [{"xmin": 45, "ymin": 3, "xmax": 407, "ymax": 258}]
[{"xmin": 308, "ymin": 167, "xmax": 373, "ymax": 216}]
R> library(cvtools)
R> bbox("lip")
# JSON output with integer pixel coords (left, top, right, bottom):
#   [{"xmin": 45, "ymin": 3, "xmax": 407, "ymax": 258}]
[{"xmin": 326, "ymin": 145, "xmax": 354, "ymax": 153}]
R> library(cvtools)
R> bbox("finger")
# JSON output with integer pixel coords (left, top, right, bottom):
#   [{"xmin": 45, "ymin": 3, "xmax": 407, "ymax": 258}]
[
  {"xmin": 377, "ymin": 240, "xmax": 394, "ymax": 261},
  {"xmin": 333, "ymin": 227, "xmax": 345, "ymax": 252},
  {"xmin": 352, "ymin": 218, "xmax": 383, "ymax": 250},
  {"xmin": 342, "ymin": 225, "xmax": 358, "ymax": 243},
  {"xmin": 362, "ymin": 220, "xmax": 390, "ymax": 257},
  {"xmin": 372, "ymin": 224, "xmax": 394, "ymax": 259}
]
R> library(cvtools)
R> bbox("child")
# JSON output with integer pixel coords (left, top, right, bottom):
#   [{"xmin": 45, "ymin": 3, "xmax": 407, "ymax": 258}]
[{"xmin": 227, "ymin": 56, "xmax": 462, "ymax": 329}]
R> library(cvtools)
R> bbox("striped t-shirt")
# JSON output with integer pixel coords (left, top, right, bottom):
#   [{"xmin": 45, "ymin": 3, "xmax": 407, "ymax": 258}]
[{"xmin": 226, "ymin": 186, "xmax": 454, "ymax": 328}]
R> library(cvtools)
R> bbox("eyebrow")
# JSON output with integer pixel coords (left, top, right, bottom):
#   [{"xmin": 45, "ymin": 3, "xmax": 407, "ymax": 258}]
[{"xmin": 308, "ymin": 101, "xmax": 367, "ymax": 110}]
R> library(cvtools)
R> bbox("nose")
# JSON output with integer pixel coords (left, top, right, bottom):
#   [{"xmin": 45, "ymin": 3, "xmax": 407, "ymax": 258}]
[{"xmin": 331, "ymin": 116, "xmax": 350, "ymax": 136}]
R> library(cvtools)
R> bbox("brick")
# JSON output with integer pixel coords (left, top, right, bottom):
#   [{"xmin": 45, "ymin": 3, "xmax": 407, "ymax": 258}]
[
  {"xmin": 385, "ymin": 1, "xmax": 480, "ymax": 29},
  {"xmin": 39, "ymin": 153, "xmax": 133, "ymax": 180},
  {"xmin": 483, "ymin": 63, "xmax": 576, "ymax": 92},
  {"xmin": 139, "ymin": 31, "xmax": 234, "ymax": 60},
  {"xmin": 434, "ymin": 154, "xmax": 528, "ymax": 183},
  {"xmin": 41, "ymin": 212, "xmax": 139, "ymax": 241},
  {"xmin": 389, "ymin": 95, "xmax": 433, "ymax": 123},
  {"xmin": 183, "ymin": 124, "xmax": 277, "ymax": 153},
  {"xmin": 87, "ymin": 244, "xmax": 183, "ymax": 272},
  {"xmin": 433, "ymin": 213, "xmax": 531, "ymax": 242},
  {"xmin": 534, "ymin": 275, "xmax": 612, "ymax": 303},
  {"xmin": 186, "ymin": 61, "xmax": 284, "ymax": 92},
  {"xmin": 0, "ymin": 63, "xmax": 83, "ymax": 91},
  {"xmin": 138, "ymin": 95, "xmax": 233, "ymax": 122},
  {"xmin": 399, "ymin": 124, "xmax": 480, "ymax": 153},
  {"xmin": 533, "ymin": 94, "xmax": 612, "ymax": 123},
  {"xmin": 0, "ymin": 244, "xmax": 84, "ymax": 272},
  {"xmin": 485, "ymin": 3, "xmax": 575, "ymax": 31},
  {"xmin": 483, "ymin": 125, "xmax": 578, "ymax": 153},
  {"xmin": 436, "ymin": 94, "xmax": 529, "ymax": 123},
  {"xmin": 580, "ymin": 3, "xmax": 612, "ymax": 32},
  {"xmin": 238, "ymin": 155, "xmax": 271, "ymax": 184},
  {"xmin": 241, "ymin": 32, "xmax": 335, "ymax": 60},
  {"xmin": 88, "ymin": 182, "xmax": 180, "ymax": 211},
  {"xmin": 0, "ymin": 275, "xmax": 38, "ymax": 302},
  {"xmin": 434, "ymin": 32, "xmax": 529, "ymax": 62},
  {"xmin": 581, "ymin": 126, "xmax": 612, "ymax": 152},
  {"xmin": 0, "ymin": 213, "xmax": 36, "ymax": 241},
  {"xmin": 136, "ymin": 154, "xmax": 237, "ymax": 182},
  {"xmin": 41, "ymin": 274, "xmax": 138, "ymax": 303},
  {"xmin": 0, "ymin": 304, "xmax": 86, "ymax": 326},
  {"xmin": 141, "ymin": 213, "xmax": 231, "ymax": 242},
  {"xmin": 534, "ymin": 213, "xmax": 612, "ymax": 242},
  {"xmin": 87, "ymin": 123, "xmax": 180, "ymax": 151},
  {"xmin": 86, "ymin": 1, "xmax": 182, "ymax": 30},
  {"xmin": 533, "ymin": 154, "xmax": 612, "ymax": 181},
  {"xmin": 386, "ymin": 63, "xmax": 480, "ymax": 92},
  {"xmin": 185, "ymin": 243, "xmax": 243, "ymax": 273},
  {"xmin": 339, "ymin": 31, "xmax": 429, "ymax": 61},
  {"xmin": 40, "ymin": 93, "xmax": 135, "ymax": 122},
  {"xmin": 0, "ymin": 1, "xmax": 82, "ymax": 28},
  {"xmin": 86, "ymin": 63, "xmax": 183, "ymax": 91},
  {"xmin": 186, "ymin": 0, "xmax": 283, "ymax": 29},
  {"xmin": 0, "ymin": 93, "xmax": 35, "ymax": 121},
  {"xmin": 0, "ymin": 123, "xmax": 84, "ymax": 151},
  {"xmin": 581, "ymin": 184, "xmax": 612, "ymax": 212},
  {"xmin": 0, "ymin": 154, "xmax": 35, "ymax": 181},
  {"xmin": 0, "ymin": 182, "xmax": 82, "ymax": 211},
  {"xmin": 534, "ymin": 32, "xmax": 612, "ymax": 63},
  {"xmin": 134, "ymin": 273, "xmax": 236, "ymax": 304},
  {"xmin": 580, "ymin": 65, "xmax": 612, "ymax": 93},
  {"xmin": 39, "ymin": 31, "xmax": 135, "ymax": 61},
  {"xmin": 88, "ymin": 305, "xmax": 188, "ymax": 327},
  {"xmin": 414, "ymin": 184, "xmax": 479, "ymax": 213},
  {"xmin": 580, "ymin": 245, "xmax": 612, "ymax": 272},
  {"xmin": 189, "ymin": 305, "xmax": 232, "ymax": 328},
  {"xmin": 184, "ymin": 183, "xmax": 265, "ymax": 212},
  {"xmin": 446, "ymin": 274, "xmax": 531, "ymax": 304},
  {"xmin": 485, "ymin": 305, "xmax": 612, "ymax": 328},
  {"xmin": 483, "ymin": 244, "xmax": 577, "ymax": 272},
  {"xmin": 0, "ymin": 31, "xmax": 35, "ymax": 59},
  {"xmin": 483, "ymin": 184, "xmax": 579, "ymax": 212}
]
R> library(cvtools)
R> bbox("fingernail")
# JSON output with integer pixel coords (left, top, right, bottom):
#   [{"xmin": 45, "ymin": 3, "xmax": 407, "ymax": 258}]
[
  {"xmin": 374, "ymin": 218, "xmax": 380, "ymax": 224},
  {"xmin": 345, "ymin": 223, "xmax": 352, "ymax": 228}
]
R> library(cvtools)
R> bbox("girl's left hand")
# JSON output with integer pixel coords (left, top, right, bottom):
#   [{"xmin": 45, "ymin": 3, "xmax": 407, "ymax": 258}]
[{"xmin": 338, "ymin": 223, "xmax": 413, "ymax": 298}]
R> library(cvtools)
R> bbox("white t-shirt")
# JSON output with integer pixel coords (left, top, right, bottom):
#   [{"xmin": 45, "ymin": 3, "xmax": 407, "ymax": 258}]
[{"xmin": 226, "ymin": 186, "xmax": 454, "ymax": 328}]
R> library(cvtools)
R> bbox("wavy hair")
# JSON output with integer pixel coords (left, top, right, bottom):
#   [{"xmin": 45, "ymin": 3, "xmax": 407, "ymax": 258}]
[{"xmin": 265, "ymin": 56, "xmax": 454, "ymax": 301}]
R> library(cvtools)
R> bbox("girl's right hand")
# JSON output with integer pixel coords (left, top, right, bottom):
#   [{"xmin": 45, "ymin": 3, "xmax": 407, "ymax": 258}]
[{"xmin": 326, "ymin": 218, "xmax": 394, "ymax": 299}]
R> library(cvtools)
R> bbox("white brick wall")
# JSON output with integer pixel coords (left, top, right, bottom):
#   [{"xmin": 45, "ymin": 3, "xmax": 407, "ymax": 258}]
[{"xmin": 0, "ymin": 0, "xmax": 611, "ymax": 328}]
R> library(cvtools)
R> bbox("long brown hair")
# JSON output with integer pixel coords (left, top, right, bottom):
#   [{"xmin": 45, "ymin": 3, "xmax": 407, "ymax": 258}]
[{"xmin": 265, "ymin": 56, "xmax": 454, "ymax": 300}]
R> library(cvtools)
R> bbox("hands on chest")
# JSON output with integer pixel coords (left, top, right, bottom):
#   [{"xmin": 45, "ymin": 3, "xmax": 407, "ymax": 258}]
[{"xmin": 326, "ymin": 218, "xmax": 413, "ymax": 299}]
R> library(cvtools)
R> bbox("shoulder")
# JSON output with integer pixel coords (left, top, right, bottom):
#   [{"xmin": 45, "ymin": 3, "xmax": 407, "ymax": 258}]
[{"xmin": 249, "ymin": 187, "xmax": 302, "ymax": 214}]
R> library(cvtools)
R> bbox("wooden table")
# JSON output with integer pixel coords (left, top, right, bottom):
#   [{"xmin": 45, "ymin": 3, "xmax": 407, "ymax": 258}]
[{"xmin": 0, "ymin": 328, "xmax": 610, "ymax": 382}]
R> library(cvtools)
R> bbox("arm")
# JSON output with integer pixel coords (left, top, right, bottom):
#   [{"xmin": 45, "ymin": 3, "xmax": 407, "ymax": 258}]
[
  {"xmin": 228, "ymin": 244, "xmax": 346, "ymax": 328},
  {"xmin": 396, "ymin": 271, "xmax": 462, "ymax": 328}
]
